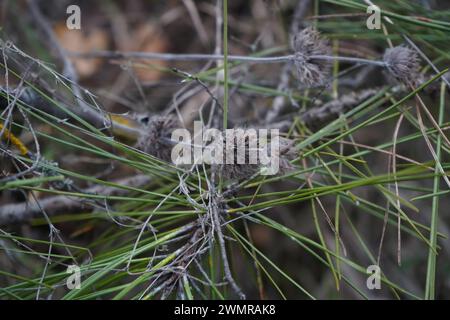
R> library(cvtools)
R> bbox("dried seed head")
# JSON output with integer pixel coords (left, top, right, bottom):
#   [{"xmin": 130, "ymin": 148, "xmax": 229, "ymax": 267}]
[
  {"xmin": 383, "ymin": 46, "xmax": 421, "ymax": 86},
  {"xmin": 136, "ymin": 115, "xmax": 179, "ymax": 162},
  {"xmin": 219, "ymin": 163, "xmax": 260, "ymax": 181},
  {"xmin": 217, "ymin": 132, "xmax": 298, "ymax": 181},
  {"xmin": 218, "ymin": 130, "xmax": 260, "ymax": 181},
  {"xmin": 291, "ymin": 27, "xmax": 332, "ymax": 86}
]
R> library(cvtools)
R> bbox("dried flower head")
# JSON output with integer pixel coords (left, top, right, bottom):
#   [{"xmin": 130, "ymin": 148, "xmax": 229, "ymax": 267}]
[
  {"xmin": 218, "ymin": 130, "xmax": 260, "ymax": 181},
  {"xmin": 136, "ymin": 115, "xmax": 179, "ymax": 162},
  {"xmin": 383, "ymin": 46, "xmax": 421, "ymax": 86},
  {"xmin": 291, "ymin": 27, "xmax": 332, "ymax": 86},
  {"xmin": 217, "ymin": 131, "xmax": 298, "ymax": 181},
  {"xmin": 219, "ymin": 162, "xmax": 260, "ymax": 181}
]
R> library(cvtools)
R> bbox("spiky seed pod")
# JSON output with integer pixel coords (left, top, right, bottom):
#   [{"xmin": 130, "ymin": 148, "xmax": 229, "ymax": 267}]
[
  {"xmin": 218, "ymin": 131, "xmax": 298, "ymax": 181},
  {"xmin": 218, "ymin": 130, "xmax": 260, "ymax": 181},
  {"xmin": 291, "ymin": 27, "xmax": 332, "ymax": 87},
  {"xmin": 219, "ymin": 162, "xmax": 260, "ymax": 181},
  {"xmin": 135, "ymin": 115, "xmax": 179, "ymax": 162},
  {"xmin": 383, "ymin": 46, "xmax": 421, "ymax": 86}
]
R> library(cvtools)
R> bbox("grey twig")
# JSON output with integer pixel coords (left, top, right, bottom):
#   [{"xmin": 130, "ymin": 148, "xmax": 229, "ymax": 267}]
[
  {"xmin": 0, "ymin": 174, "xmax": 152, "ymax": 225},
  {"xmin": 70, "ymin": 50, "xmax": 386, "ymax": 67},
  {"xmin": 209, "ymin": 191, "xmax": 246, "ymax": 299}
]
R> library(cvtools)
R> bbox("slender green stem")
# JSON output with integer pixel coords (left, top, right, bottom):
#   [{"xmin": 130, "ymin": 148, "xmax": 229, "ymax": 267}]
[{"xmin": 425, "ymin": 81, "xmax": 445, "ymax": 299}]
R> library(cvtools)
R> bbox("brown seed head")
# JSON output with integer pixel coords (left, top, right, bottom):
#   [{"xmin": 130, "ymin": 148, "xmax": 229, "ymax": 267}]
[
  {"xmin": 136, "ymin": 115, "xmax": 179, "ymax": 162},
  {"xmin": 383, "ymin": 46, "xmax": 421, "ymax": 86},
  {"xmin": 291, "ymin": 27, "xmax": 332, "ymax": 86},
  {"xmin": 218, "ymin": 130, "xmax": 260, "ymax": 181}
]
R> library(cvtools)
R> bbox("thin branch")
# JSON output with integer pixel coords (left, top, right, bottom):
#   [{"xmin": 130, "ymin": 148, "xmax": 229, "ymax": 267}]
[
  {"xmin": 0, "ymin": 175, "xmax": 152, "ymax": 225},
  {"xmin": 69, "ymin": 50, "xmax": 387, "ymax": 67}
]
